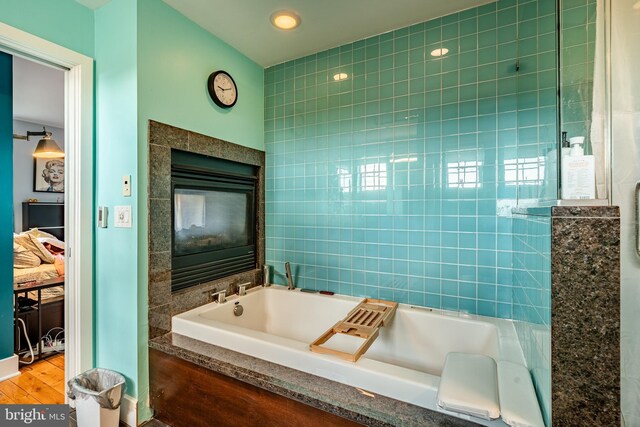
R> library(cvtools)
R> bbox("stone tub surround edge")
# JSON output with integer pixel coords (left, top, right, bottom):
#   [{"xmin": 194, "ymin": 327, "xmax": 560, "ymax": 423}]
[
  {"xmin": 550, "ymin": 207, "xmax": 620, "ymax": 426},
  {"xmin": 513, "ymin": 205, "xmax": 621, "ymax": 426}
]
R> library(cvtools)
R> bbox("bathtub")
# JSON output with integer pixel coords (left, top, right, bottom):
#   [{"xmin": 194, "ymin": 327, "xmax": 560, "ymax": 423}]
[{"xmin": 172, "ymin": 285, "xmax": 530, "ymax": 426}]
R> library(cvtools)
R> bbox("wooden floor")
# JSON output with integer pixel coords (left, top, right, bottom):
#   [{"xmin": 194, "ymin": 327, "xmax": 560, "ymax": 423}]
[{"xmin": 0, "ymin": 353, "xmax": 65, "ymax": 404}]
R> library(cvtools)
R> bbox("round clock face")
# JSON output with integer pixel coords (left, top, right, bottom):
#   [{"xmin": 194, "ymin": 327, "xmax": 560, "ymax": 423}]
[{"xmin": 208, "ymin": 71, "xmax": 238, "ymax": 108}]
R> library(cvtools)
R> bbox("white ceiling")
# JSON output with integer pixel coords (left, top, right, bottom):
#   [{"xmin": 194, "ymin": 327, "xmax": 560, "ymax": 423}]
[
  {"xmin": 77, "ymin": 0, "xmax": 492, "ymax": 67},
  {"xmin": 13, "ymin": 56, "xmax": 64, "ymax": 129}
]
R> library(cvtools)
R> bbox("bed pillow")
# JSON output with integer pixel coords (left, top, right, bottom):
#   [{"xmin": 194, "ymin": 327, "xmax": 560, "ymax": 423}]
[
  {"xmin": 25, "ymin": 229, "xmax": 65, "ymax": 254},
  {"xmin": 25, "ymin": 228, "xmax": 57, "ymax": 240},
  {"xmin": 14, "ymin": 233, "xmax": 56, "ymax": 264},
  {"xmin": 13, "ymin": 242, "xmax": 42, "ymax": 269},
  {"xmin": 38, "ymin": 237, "xmax": 65, "ymax": 252}
]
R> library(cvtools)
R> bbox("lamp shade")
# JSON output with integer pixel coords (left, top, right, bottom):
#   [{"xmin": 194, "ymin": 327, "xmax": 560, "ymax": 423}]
[{"xmin": 33, "ymin": 134, "xmax": 64, "ymax": 158}]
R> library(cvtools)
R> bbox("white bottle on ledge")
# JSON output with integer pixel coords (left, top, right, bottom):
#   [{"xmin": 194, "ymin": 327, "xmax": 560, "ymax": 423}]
[{"xmin": 561, "ymin": 136, "xmax": 596, "ymax": 199}]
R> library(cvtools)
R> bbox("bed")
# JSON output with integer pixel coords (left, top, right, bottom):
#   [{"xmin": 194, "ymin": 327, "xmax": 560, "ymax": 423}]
[
  {"xmin": 14, "ymin": 265, "xmax": 65, "ymax": 301},
  {"xmin": 13, "ymin": 227, "xmax": 65, "ymax": 357}
]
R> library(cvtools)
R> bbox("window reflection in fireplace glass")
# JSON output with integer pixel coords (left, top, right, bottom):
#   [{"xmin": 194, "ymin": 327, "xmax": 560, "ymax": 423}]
[{"xmin": 174, "ymin": 187, "xmax": 251, "ymax": 256}]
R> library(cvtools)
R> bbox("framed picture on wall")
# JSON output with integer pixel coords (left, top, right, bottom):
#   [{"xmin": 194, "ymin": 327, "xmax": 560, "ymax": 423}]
[{"xmin": 33, "ymin": 158, "xmax": 65, "ymax": 193}]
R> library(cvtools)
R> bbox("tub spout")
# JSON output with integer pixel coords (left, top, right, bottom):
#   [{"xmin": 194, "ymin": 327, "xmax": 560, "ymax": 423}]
[{"xmin": 285, "ymin": 262, "xmax": 294, "ymax": 290}]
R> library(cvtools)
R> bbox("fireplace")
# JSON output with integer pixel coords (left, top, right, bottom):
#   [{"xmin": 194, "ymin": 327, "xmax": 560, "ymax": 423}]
[{"xmin": 171, "ymin": 149, "xmax": 257, "ymax": 292}]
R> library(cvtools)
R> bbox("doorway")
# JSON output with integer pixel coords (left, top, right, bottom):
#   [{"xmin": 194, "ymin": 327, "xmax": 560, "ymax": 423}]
[
  {"xmin": 9, "ymin": 55, "xmax": 66, "ymax": 402},
  {"xmin": 0, "ymin": 21, "xmax": 94, "ymax": 401}
]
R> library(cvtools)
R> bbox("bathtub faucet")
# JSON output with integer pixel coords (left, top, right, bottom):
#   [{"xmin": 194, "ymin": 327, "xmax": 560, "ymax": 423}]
[
  {"xmin": 285, "ymin": 262, "xmax": 294, "ymax": 290},
  {"xmin": 210, "ymin": 289, "xmax": 226, "ymax": 304},
  {"xmin": 238, "ymin": 282, "xmax": 250, "ymax": 296}
]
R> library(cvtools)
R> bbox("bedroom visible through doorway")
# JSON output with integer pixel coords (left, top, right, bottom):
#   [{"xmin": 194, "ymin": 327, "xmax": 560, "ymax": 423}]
[
  {"xmin": 0, "ymin": 22, "xmax": 94, "ymax": 403},
  {"xmin": 9, "ymin": 56, "xmax": 66, "ymax": 396}
]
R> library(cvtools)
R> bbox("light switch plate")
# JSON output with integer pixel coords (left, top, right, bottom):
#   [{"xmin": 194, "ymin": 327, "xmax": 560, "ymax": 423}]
[
  {"xmin": 114, "ymin": 205, "xmax": 132, "ymax": 228},
  {"xmin": 123, "ymin": 175, "xmax": 131, "ymax": 197}
]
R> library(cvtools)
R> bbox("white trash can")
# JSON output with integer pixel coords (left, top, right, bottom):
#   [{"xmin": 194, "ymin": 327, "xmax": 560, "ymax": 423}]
[{"xmin": 67, "ymin": 368, "xmax": 126, "ymax": 427}]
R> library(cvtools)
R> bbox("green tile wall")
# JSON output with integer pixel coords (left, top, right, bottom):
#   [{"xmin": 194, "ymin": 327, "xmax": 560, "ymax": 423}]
[
  {"xmin": 513, "ymin": 211, "xmax": 552, "ymax": 425},
  {"xmin": 265, "ymin": 0, "xmax": 557, "ymax": 317}
]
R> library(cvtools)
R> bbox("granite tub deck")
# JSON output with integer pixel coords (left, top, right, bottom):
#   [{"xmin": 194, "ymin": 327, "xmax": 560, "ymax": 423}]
[{"xmin": 149, "ymin": 333, "xmax": 479, "ymax": 427}]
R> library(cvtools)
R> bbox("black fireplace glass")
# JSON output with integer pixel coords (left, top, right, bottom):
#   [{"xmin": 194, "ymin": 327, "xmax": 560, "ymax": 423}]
[
  {"xmin": 170, "ymin": 149, "xmax": 258, "ymax": 291},
  {"xmin": 173, "ymin": 187, "xmax": 252, "ymax": 256}
]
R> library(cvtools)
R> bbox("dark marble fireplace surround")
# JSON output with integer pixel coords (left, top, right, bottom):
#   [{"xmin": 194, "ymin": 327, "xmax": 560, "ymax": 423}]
[{"xmin": 147, "ymin": 120, "xmax": 265, "ymax": 339}]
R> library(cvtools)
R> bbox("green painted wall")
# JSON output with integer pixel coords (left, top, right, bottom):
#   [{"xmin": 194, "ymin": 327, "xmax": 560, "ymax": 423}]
[
  {"xmin": 0, "ymin": 52, "xmax": 13, "ymax": 359},
  {"xmin": 94, "ymin": 0, "xmax": 140, "ymax": 401},
  {"xmin": 135, "ymin": 1, "xmax": 264, "ymax": 419},
  {"xmin": 136, "ymin": 0, "xmax": 264, "ymax": 150},
  {"xmin": 0, "ymin": 0, "xmax": 94, "ymax": 57}
]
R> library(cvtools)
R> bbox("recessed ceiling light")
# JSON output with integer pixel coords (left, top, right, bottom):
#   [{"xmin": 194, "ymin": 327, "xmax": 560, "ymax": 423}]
[
  {"xmin": 430, "ymin": 48, "xmax": 449, "ymax": 57},
  {"xmin": 270, "ymin": 11, "xmax": 301, "ymax": 30},
  {"xmin": 333, "ymin": 73, "xmax": 349, "ymax": 81}
]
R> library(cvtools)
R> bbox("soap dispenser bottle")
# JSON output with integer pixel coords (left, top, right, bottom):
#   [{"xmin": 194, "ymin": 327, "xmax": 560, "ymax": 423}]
[
  {"xmin": 569, "ymin": 136, "xmax": 585, "ymax": 156},
  {"xmin": 561, "ymin": 136, "xmax": 595, "ymax": 199}
]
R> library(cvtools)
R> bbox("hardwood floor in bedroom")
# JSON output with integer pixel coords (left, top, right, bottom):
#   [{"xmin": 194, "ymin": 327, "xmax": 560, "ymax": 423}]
[{"xmin": 0, "ymin": 353, "xmax": 65, "ymax": 404}]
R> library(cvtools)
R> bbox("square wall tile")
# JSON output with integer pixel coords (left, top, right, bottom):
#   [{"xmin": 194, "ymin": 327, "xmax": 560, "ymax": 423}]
[{"xmin": 265, "ymin": 0, "xmax": 558, "ymax": 318}]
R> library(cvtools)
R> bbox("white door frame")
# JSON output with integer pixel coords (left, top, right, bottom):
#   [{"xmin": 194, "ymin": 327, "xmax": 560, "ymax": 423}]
[{"xmin": 0, "ymin": 22, "xmax": 94, "ymax": 389}]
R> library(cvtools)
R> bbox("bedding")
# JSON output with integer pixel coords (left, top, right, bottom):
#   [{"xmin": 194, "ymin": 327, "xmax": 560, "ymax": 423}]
[
  {"xmin": 27, "ymin": 285, "xmax": 65, "ymax": 301},
  {"xmin": 14, "ymin": 242, "xmax": 41, "ymax": 268},
  {"xmin": 26, "ymin": 228, "xmax": 62, "ymax": 241},
  {"xmin": 13, "ymin": 229, "xmax": 65, "ymax": 286},
  {"xmin": 13, "ymin": 261, "xmax": 64, "ymax": 286},
  {"xmin": 13, "ymin": 264, "xmax": 64, "ymax": 305},
  {"xmin": 14, "ymin": 264, "xmax": 59, "ymax": 284},
  {"xmin": 13, "ymin": 230, "xmax": 65, "ymax": 357},
  {"xmin": 14, "ymin": 233, "xmax": 55, "ymax": 264}
]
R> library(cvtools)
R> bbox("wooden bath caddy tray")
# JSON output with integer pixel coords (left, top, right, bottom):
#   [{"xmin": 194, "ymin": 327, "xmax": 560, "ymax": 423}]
[{"xmin": 309, "ymin": 298, "xmax": 398, "ymax": 362}]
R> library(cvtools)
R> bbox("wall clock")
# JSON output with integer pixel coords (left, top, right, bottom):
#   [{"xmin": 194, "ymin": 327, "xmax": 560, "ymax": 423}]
[{"xmin": 207, "ymin": 70, "xmax": 238, "ymax": 108}]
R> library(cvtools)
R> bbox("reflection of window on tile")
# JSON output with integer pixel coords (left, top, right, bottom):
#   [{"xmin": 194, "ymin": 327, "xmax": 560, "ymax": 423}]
[
  {"xmin": 337, "ymin": 168, "xmax": 352, "ymax": 193},
  {"xmin": 504, "ymin": 157, "xmax": 545, "ymax": 186},
  {"xmin": 359, "ymin": 163, "xmax": 387, "ymax": 191},
  {"xmin": 447, "ymin": 161, "xmax": 482, "ymax": 188}
]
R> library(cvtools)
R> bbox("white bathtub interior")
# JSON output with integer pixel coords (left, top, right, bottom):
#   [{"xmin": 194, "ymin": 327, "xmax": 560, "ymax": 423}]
[{"xmin": 172, "ymin": 285, "xmax": 542, "ymax": 426}]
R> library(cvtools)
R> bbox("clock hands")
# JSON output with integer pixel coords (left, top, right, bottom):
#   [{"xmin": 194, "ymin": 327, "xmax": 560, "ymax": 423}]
[{"xmin": 217, "ymin": 85, "xmax": 232, "ymax": 92}]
